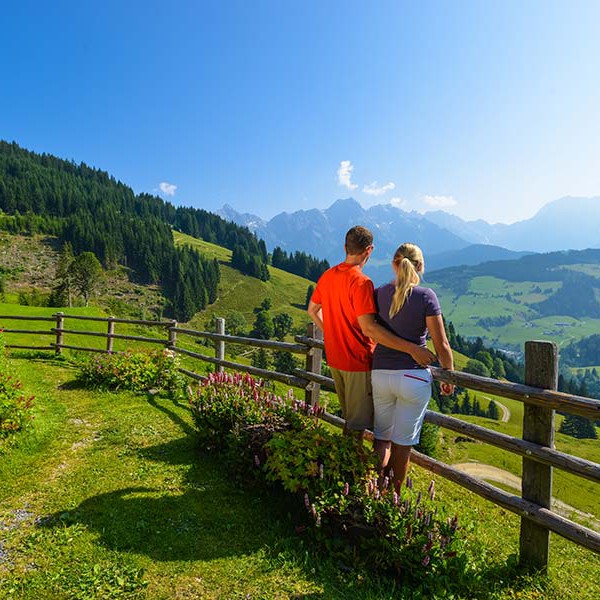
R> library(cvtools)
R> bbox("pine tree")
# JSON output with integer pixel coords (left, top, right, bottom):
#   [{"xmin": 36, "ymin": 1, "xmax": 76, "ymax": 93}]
[
  {"xmin": 305, "ymin": 285, "xmax": 315, "ymax": 309},
  {"xmin": 252, "ymin": 348, "xmax": 269, "ymax": 369},
  {"xmin": 273, "ymin": 313, "xmax": 293, "ymax": 341},
  {"xmin": 461, "ymin": 391, "xmax": 472, "ymax": 415},
  {"xmin": 487, "ymin": 400, "xmax": 500, "ymax": 420},
  {"xmin": 252, "ymin": 310, "xmax": 273, "ymax": 340},
  {"xmin": 49, "ymin": 242, "xmax": 75, "ymax": 307},
  {"xmin": 273, "ymin": 351, "xmax": 297, "ymax": 374},
  {"xmin": 559, "ymin": 414, "xmax": 598, "ymax": 439}
]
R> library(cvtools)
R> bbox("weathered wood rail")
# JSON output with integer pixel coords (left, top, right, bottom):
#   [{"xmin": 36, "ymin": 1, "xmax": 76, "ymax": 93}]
[{"xmin": 1, "ymin": 312, "xmax": 599, "ymax": 570}]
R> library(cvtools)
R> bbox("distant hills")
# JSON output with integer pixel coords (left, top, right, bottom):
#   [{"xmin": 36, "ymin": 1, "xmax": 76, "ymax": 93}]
[
  {"xmin": 218, "ymin": 196, "xmax": 600, "ymax": 284},
  {"xmin": 425, "ymin": 248, "xmax": 600, "ymax": 352}
]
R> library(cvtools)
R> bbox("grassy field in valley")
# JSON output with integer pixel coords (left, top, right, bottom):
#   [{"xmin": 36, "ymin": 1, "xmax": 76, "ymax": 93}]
[{"xmin": 431, "ymin": 275, "xmax": 600, "ymax": 352}]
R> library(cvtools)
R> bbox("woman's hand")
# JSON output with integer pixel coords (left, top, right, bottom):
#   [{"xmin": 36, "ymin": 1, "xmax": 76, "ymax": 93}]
[{"xmin": 440, "ymin": 382, "xmax": 455, "ymax": 396}]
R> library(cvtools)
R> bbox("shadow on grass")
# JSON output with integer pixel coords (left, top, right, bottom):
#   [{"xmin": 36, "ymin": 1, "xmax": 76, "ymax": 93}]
[
  {"xmin": 145, "ymin": 393, "xmax": 196, "ymax": 437},
  {"xmin": 35, "ymin": 479, "xmax": 287, "ymax": 563}
]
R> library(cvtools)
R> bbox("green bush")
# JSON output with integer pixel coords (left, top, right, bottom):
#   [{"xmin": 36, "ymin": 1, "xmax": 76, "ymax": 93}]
[
  {"xmin": 0, "ymin": 334, "xmax": 35, "ymax": 441},
  {"xmin": 77, "ymin": 349, "xmax": 184, "ymax": 395}
]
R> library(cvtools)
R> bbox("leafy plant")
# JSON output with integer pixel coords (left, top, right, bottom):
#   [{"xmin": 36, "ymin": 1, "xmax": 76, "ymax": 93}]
[
  {"xmin": 77, "ymin": 349, "xmax": 184, "ymax": 395},
  {"xmin": 0, "ymin": 333, "xmax": 35, "ymax": 442},
  {"xmin": 264, "ymin": 425, "xmax": 377, "ymax": 497},
  {"xmin": 187, "ymin": 371, "xmax": 316, "ymax": 451}
]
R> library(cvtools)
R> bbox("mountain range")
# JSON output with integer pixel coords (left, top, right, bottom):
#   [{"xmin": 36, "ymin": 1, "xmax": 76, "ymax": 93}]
[{"xmin": 218, "ymin": 196, "xmax": 600, "ymax": 284}]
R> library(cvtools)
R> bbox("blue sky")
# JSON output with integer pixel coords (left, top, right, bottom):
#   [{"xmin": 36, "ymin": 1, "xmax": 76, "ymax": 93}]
[{"xmin": 2, "ymin": 0, "xmax": 599, "ymax": 224}]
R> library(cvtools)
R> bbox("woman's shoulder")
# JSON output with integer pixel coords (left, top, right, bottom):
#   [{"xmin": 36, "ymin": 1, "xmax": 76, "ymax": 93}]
[
  {"xmin": 413, "ymin": 285, "xmax": 436, "ymax": 296},
  {"xmin": 375, "ymin": 282, "xmax": 395, "ymax": 297}
]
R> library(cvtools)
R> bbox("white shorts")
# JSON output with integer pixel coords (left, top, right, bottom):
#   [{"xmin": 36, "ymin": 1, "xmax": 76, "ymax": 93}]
[{"xmin": 371, "ymin": 369, "xmax": 432, "ymax": 446}]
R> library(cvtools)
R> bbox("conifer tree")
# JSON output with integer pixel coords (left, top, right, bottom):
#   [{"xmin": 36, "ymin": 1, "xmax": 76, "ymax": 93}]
[
  {"xmin": 487, "ymin": 400, "xmax": 500, "ymax": 420},
  {"xmin": 559, "ymin": 414, "xmax": 598, "ymax": 439}
]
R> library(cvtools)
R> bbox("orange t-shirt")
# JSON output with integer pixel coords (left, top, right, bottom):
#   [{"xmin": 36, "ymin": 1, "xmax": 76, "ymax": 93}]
[{"xmin": 311, "ymin": 262, "xmax": 376, "ymax": 372}]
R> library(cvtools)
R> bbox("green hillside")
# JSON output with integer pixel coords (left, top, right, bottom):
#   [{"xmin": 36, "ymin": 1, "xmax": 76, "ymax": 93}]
[
  {"xmin": 173, "ymin": 231, "xmax": 313, "ymax": 332},
  {"xmin": 428, "ymin": 250, "xmax": 600, "ymax": 352}
]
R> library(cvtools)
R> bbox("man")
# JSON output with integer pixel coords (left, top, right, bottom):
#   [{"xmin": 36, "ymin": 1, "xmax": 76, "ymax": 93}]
[{"xmin": 307, "ymin": 226, "xmax": 436, "ymax": 434}]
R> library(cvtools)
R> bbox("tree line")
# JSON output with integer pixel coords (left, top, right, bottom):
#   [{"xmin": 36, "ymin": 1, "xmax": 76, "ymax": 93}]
[
  {"xmin": 0, "ymin": 141, "xmax": 275, "ymax": 320},
  {"xmin": 444, "ymin": 321, "xmax": 524, "ymax": 383},
  {"xmin": 271, "ymin": 247, "xmax": 329, "ymax": 282}
]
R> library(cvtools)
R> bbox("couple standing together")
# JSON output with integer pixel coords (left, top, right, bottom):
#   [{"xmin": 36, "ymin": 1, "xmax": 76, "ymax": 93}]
[{"xmin": 307, "ymin": 226, "xmax": 454, "ymax": 489}]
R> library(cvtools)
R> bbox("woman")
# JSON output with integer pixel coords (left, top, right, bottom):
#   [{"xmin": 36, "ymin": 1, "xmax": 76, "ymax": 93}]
[{"xmin": 371, "ymin": 242, "xmax": 454, "ymax": 489}]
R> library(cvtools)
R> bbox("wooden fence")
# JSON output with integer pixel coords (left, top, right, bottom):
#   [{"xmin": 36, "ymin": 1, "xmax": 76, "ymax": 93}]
[{"xmin": 1, "ymin": 312, "xmax": 599, "ymax": 571}]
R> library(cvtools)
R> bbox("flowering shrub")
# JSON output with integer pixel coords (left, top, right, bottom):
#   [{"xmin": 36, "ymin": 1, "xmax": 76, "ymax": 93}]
[
  {"xmin": 188, "ymin": 371, "xmax": 318, "ymax": 451},
  {"xmin": 0, "ymin": 333, "xmax": 35, "ymax": 442},
  {"xmin": 188, "ymin": 371, "xmax": 471, "ymax": 590},
  {"xmin": 306, "ymin": 475, "xmax": 468, "ymax": 589},
  {"xmin": 77, "ymin": 349, "xmax": 184, "ymax": 394}
]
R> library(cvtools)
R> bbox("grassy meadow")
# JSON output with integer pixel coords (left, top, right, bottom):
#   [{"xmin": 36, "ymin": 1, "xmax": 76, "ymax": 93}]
[
  {"xmin": 1, "ymin": 356, "xmax": 599, "ymax": 600},
  {"xmin": 430, "ymin": 275, "xmax": 600, "ymax": 351}
]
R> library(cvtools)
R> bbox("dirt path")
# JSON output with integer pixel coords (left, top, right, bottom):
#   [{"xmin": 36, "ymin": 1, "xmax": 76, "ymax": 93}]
[{"xmin": 452, "ymin": 462, "xmax": 600, "ymax": 531}]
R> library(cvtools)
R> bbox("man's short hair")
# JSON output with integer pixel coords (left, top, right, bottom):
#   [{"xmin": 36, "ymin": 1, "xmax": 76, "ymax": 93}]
[{"xmin": 345, "ymin": 226, "xmax": 374, "ymax": 255}]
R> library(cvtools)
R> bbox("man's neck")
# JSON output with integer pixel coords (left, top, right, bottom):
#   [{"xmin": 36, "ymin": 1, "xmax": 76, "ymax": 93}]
[{"xmin": 344, "ymin": 254, "xmax": 366, "ymax": 269}]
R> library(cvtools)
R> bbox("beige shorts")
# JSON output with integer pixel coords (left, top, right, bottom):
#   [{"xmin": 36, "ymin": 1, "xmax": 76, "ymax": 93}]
[{"xmin": 330, "ymin": 368, "xmax": 373, "ymax": 431}]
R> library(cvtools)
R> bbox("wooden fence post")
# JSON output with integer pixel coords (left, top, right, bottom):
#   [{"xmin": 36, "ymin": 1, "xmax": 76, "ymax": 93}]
[
  {"xmin": 54, "ymin": 312, "xmax": 64, "ymax": 356},
  {"xmin": 168, "ymin": 320, "xmax": 178, "ymax": 349},
  {"xmin": 519, "ymin": 340, "xmax": 558, "ymax": 572},
  {"xmin": 215, "ymin": 318, "xmax": 225, "ymax": 373},
  {"xmin": 304, "ymin": 322, "xmax": 323, "ymax": 406},
  {"xmin": 106, "ymin": 316, "xmax": 115, "ymax": 353}
]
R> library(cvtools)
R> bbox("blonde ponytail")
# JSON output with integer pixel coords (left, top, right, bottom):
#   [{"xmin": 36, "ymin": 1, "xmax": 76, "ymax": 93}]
[{"xmin": 389, "ymin": 243, "xmax": 424, "ymax": 318}]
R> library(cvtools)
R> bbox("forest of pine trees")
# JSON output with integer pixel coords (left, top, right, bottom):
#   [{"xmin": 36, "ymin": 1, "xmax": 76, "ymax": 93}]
[
  {"xmin": 445, "ymin": 320, "xmax": 524, "ymax": 383},
  {"xmin": 271, "ymin": 247, "xmax": 329, "ymax": 282},
  {"xmin": 0, "ymin": 141, "xmax": 275, "ymax": 320}
]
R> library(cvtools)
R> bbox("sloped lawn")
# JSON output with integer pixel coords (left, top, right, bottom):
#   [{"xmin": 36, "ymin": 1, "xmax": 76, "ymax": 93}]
[{"xmin": 0, "ymin": 356, "xmax": 598, "ymax": 599}]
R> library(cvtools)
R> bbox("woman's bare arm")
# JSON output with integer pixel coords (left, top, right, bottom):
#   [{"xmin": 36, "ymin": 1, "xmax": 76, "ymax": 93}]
[{"xmin": 427, "ymin": 314, "xmax": 454, "ymax": 394}]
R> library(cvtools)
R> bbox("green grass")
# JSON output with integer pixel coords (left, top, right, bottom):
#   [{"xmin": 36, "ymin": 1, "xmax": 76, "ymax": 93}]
[
  {"xmin": 438, "ymin": 389, "xmax": 600, "ymax": 520},
  {"xmin": 1, "ymin": 356, "xmax": 599, "ymax": 599},
  {"xmin": 432, "ymin": 275, "xmax": 600, "ymax": 351},
  {"xmin": 173, "ymin": 231, "xmax": 313, "ymax": 333}
]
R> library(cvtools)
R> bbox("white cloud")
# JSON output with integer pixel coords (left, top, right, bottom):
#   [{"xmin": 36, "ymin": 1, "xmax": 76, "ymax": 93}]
[
  {"xmin": 389, "ymin": 196, "xmax": 407, "ymax": 208},
  {"xmin": 363, "ymin": 181, "xmax": 396, "ymax": 196},
  {"xmin": 337, "ymin": 160, "xmax": 358, "ymax": 190},
  {"xmin": 423, "ymin": 195, "xmax": 457, "ymax": 208},
  {"xmin": 159, "ymin": 182, "xmax": 177, "ymax": 196}
]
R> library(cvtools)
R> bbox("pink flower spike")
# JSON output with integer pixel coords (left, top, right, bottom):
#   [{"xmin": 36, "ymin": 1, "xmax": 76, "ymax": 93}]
[
  {"xmin": 428, "ymin": 480, "xmax": 435, "ymax": 498},
  {"xmin": 343, "ymin": 482, "xmax": 349, "ymax": 496},
  {"xmin": 422, "ymin": 555, "xmax": 430, "ymax": 567},
  {"xmin": 304, "ymin": 493, "xmax": 310, "ymax": 509}
]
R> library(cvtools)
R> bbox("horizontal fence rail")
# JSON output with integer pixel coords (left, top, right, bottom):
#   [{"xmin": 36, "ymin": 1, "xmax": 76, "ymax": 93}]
[{"xmin": 1, "ymin": 313, "xmax": 599, "ymax": 569}]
